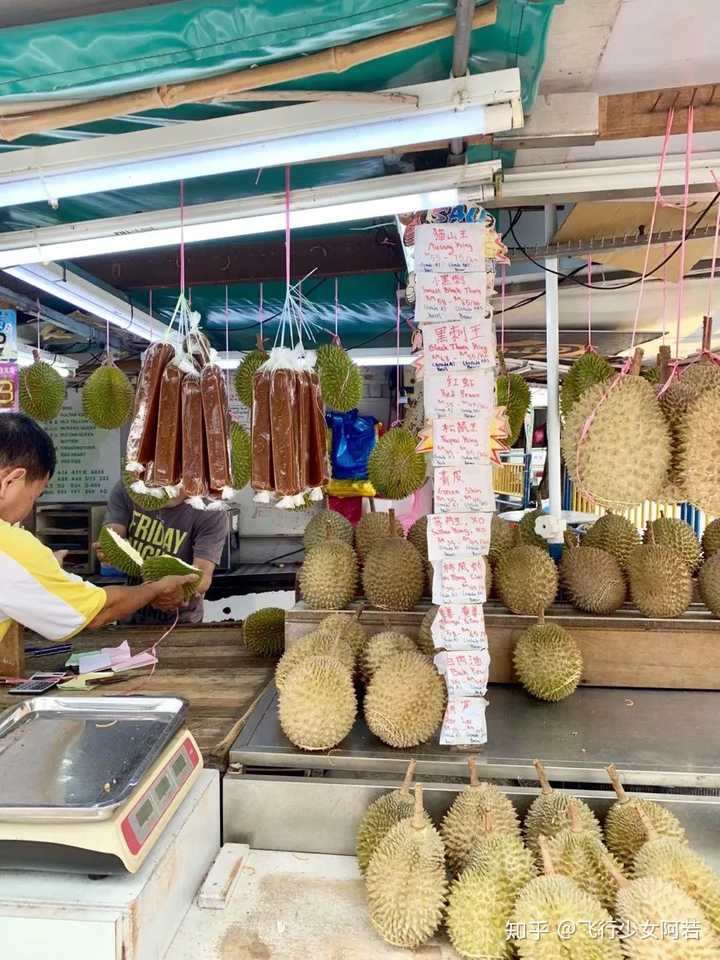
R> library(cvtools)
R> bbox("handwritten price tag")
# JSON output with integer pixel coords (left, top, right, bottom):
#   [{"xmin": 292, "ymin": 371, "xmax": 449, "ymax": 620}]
[
  {"xmin": 424, "ymin": 321, "xmax": 495, "ymax": 373},
  {"xmin": 0, "ymin": 362, "xmax": 19, "ymax": 412},
  {"xmin": 432, "ymin": 556, "xmax": 488, "ymax": 605},
  {"xmin": 432, "ymin": 417, "xmax": 491, "ymax": 467},
  {"xmin": 428, "ymin": 513, "xmax": 492, "ymax": 561},
  {"xmin": 424, "ymin": 369, "xmax": 494, "ymax": 419},
  {"xmin": 434, "ymin": 466, "xmax": 495, "ymax": 514},
  {"xmin": 445, "ymin": 650, "xmax": 490, "ymax": 698},
  {"xmin": 415, "ymin": 272, "xmax": 487, "ymax": 323},
  {"xmin": 414, "ymin": 223, "xmax": 485, "ymax": 274},
  {"xmin": 431, "ymin": 603, "xmax": 488, "ymax": 650},
  {"xmin": 440, "ymin": 697, "xmax": 488, "ymax": 746}
]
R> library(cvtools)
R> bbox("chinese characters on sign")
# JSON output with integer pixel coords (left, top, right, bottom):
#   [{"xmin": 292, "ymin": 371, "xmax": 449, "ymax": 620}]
[
  {"xmin": 0, "ymin": 310, "xmax": 18, "ymax": 414},
  {"xmin": 414, "ymin": 223, "xmax": 486, "ymax": 274}
]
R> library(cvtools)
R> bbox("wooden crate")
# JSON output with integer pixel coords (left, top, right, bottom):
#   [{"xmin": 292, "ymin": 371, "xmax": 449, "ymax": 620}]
[{"xmin": 286, "ymin": 601, "xmax": 720, "ymax": 691}]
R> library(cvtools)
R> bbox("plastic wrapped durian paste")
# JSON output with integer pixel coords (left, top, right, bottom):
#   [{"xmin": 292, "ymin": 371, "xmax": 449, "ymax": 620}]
[{"xmin": 126, "ymin": 341, "xmax": 175, "ymax": 472}]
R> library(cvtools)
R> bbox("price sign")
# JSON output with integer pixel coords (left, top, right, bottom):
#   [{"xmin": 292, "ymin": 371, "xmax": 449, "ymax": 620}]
[
  {"xmin": 0, "ymin": 309, "xmax": 17, "ymax": 363},
  {"xmin": 432, "ymin": 556, "xmax": 487, "ymax": 605},
  {"xmin": 424, "ymin": 321, "xmax": 495, "ymax": 373},
  {"xmin": 434, "ymin": 465, "xmax": 495, "ymax": 514},
  {"xmin": 415, "ymin": 272, "xmax": 487, "ymax": 324},
  {"xmin": 445, "ymin": 650, "xmax": 490, "ymax": 698},
  {"xmin": 440, "ymin": 697, "xmax": 488, "ymax": 746},
  {"xmin": 414, "ymin": 223, "xmax": 485, "ymax": 274},
  {"xmin": 428, "ymin": 513, "xmax": 492, "ymax": 560},
  {"xmin": 432, "ymin": 417, "xmax": 491, "ymax": 467},
  {"xmin": 0, "ymin": 362, "xmax": 18, "ymax": 413},
  {"xmin": 431, "ymin": 603, "xmax": 488, "ymax": 650},
  {"xmin": 424, "ymin": 369, "xmax": 494, "ymax": 419}
]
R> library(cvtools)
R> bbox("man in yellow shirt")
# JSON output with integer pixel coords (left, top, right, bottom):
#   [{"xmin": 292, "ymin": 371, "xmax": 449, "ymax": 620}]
[{"xmin": 0, "ymin": 413, "xmax": 195, "ymax": 646}]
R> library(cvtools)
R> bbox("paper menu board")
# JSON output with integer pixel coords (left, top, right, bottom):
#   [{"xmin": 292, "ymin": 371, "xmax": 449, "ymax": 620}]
[
  {"xmin": 432, "ymin": 417, "xmax": 492, "ymax": 467},
  {"xmin": 427, "ymin": 513, "xmax": 492, "ymax": 561},
  {"xmin": 424, "ymin": 321, "xmax": 495, "ymax": 373},
  {"xmin": 440, "ymin": 697, "xmax": 488, "ymax": 745},
  {"xmin": 424, "ymin": 368, "xmax": 494, "ymax": 419},
  {"xmin": 432, "ymin": 556, "xmax": 488, "ymax": 605},
  {"xmin": 0, "ymin": 362, "xmax": 19, "ymax": 412},
  {"xmin": 414, "ymin": 223, "xmax": 486, "ymax": 274},
  {"xmin": 431, "ymin": 603, "xmax": 488, "ymax": 651},
  {"xmin": 434, "ymin": 465, "xmax": 495, "ymax": 514},
  {"xmin": 415, "ymin": 272, "xmax": 487, "ymax": 324}
]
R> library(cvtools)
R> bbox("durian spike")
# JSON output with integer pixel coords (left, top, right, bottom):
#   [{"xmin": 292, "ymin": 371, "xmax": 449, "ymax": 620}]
[
  {"xmin": 606, "ymin": 763, "xmax": 629, "ymax": 803},
  {"xmin": 567, "ymin": 798, "xmax": 581, "ymax": 834},
  {"xmin": 399, "ymin": 759, "xmax": 417, "ymax": 797},
  {"xmin": 534, "ymin": 759, "xmax": 553, "ymax": 795},
  {"xmin": 412, "ymin": 783, "xmax": 425, "ymax": 831},
  {"xmin": 636, "ymin": 806, "xmax": 659, "ymax": 842},
  {"xmin": 658, "ymin": 345, "xmax": 672, "ymax": 384},
  {"xmin": 538, "ymin": 835, "xmax": 556, "ymax": 876},
  {"xmin": 630, "ymin": 347, "xmax": 644, "ymax": 375}
]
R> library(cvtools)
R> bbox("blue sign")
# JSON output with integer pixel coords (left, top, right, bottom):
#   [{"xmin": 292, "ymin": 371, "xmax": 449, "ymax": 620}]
[{"xmin": 0, "ymin": 309, "xmax": 17, "ymax": 363}]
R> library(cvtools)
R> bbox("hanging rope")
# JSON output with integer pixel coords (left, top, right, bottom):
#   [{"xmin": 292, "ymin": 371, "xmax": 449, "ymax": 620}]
[
  {"xmin": 36, "ymin": 297, "xmax": 41, "ymax": 352},
  {"xmin": 661, "ymin": 244, "xmax": 668, "ymax": 346},
  {"xmin": 179, "ymin": 180, "xmax": 186, "ymax": 298},
  {"xmin": 334, "ymin": 276, "xmax": 340, "ymax": 344},
  {"xmin": 499, "ymin": 261, "xmax": 506, "ymax": 355},
  {"xmin": 674, "ymin": 105, "xmax": 694, "ymax": 361},
  {"xmin": 586, "ymin": 255, "xmax": 593, "ymax": 350},
  {"xmin": 395, "ymin": 287, "xmax": 402, "ymax": 426},
  {"xmin": 224, "ymin": 283, "xmax": 230, "ymax": 392},
  {"xmin": 706, "ymin": 169, "xmax": 720, "ymax": 323}
]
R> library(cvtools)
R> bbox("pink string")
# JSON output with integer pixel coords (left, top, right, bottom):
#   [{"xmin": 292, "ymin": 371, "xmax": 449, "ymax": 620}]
[
  {"xmin": 661, "ymin": 246, "xmax": 668, "ymax": 345},
  {"xmin": 707, "ymin": 169, "xmax": 720, "ymax": 319},
  {"xmin": 675, "ymin": 105, "xmax": 694, "ymax": 360},
  {"xmin": 36, "ymin": 297, "xmax": 40, "ymax": 351},
  {"xmin": 284, "ymin": 166, "xmax": 291, "ymax": 289},
  {"xmin": 499, "ymin": 262, "xmax": 506, "ymax": 354},
  {"xmin": 334, "ymin": 277, "xmax": 339, "ymax": 338},
  {"xmin": 395, "ymin": 288, "xmax": 401, "ymax": 425},
  {"xmin": 586, "ymin": 255, "xmax": 593, "ymax": 349},
  {"xmin": 224, "ymin": 284, "xmax": 230, "ymax": 392},
  {"xmin": 179, "ymin": 180, "xmax": 186, "ymax": 297},
  {"xmin": 119, "ymin": 612, "xmax": 179, "ymax": 695}
]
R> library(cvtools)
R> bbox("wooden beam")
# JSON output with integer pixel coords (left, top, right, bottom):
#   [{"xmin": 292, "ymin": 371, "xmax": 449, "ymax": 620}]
[
  {"xmin": 0, "ymin": 622, "xmax": 24, "ymax": 678},
  {"xmin": 599, "ymin": 84, "xmax": 720, "ymax": 141}
]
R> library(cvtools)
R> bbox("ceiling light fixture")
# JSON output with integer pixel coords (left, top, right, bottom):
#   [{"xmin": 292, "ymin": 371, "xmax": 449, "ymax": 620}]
[{"xmin": 17, "ymin": 344, "xmax": 78, "ymax": 378}]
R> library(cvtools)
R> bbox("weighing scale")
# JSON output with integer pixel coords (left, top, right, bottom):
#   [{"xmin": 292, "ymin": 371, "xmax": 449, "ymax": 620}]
[{"xmin": 0, "ymin": 696, "xmax": 202, "ymax": 875}]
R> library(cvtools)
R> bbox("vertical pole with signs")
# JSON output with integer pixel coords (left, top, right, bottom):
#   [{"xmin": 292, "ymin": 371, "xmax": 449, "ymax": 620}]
[{"xmin": 0, "ymin": 309, "xmax": 19, "ymax": 413}]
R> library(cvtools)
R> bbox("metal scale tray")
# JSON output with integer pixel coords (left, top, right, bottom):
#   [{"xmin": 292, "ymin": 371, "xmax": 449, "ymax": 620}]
[{"xmin": 0, "ymin": 696, "xmax": 187, "ymax": 821}]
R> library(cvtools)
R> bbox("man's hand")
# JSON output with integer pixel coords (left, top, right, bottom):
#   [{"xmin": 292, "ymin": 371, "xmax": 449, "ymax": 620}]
[
  {"xmin": 93, "ymin": 541, "xmax": 106, "ymax": 564},
  {"xmin": 151, "ymin": 575, "xmax": 199, "ymax": 612},
  {"xmin": 53, "ymin": 549, "xmax": 69, "ymax": 567}
]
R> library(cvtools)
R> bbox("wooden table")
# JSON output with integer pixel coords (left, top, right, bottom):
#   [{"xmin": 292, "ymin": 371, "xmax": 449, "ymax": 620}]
[{"xmin": 0, "ymin": 623, "xmax": 275, "ymax": 772}]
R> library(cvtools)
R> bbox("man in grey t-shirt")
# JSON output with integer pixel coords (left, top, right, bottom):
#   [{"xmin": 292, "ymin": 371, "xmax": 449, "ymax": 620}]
[{"xmin": 97, "ymin": 482, "xmax": 229, "ymax": 624}]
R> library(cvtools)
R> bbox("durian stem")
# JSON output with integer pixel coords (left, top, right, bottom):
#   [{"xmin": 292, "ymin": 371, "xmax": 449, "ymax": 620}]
[
  {"xmin": 630, "ymin": 347, "xmax": 644, "ymax": 376},
  {"xmin": 606, "ymin": 764, "xmax": 628, "ymax": 802},
  {"xmin": 483, "ymin": 810, "xmax": 494, "ymax": 834},
  {"xmin": 537, "ymin": 609, "xmax": 546, "ymax": 627},
  {"xmin": 256, "ymin": 332, "xmax": 265, "ymax": 352},
  {"xmin": 534, "ymin": 759, "xmax": 553, "ymax": 795},
  {"xmin": 354, "ymin": 603, "xmax": 366, "ymax": 622},
  {"xmin": 568, "ymin": 799, "xmax": 581, "ymax": 833},
  {"xmin": 400, "ymin": 759, "xmax": 416, "ymax": 796},
  {"xmin": 636, "ymin": 806, "xmax": 658, "ymax": 842},
  {"xmin": 601, "ymin": 853, "xmax": 629, "ymax": 889},
  {"xmin": 658, "ymin": 345, "xmax": 672, "ymax": 384},
  {"xmin": 388, "ymin": 508, "xmax": 396, "ymax": 538},
  {"xmin": 468, "ymin": 756, "xmax": 480, "ymax": 787},
  {"xmin": 538, "ymin": 835, "xmax": 555, "ymax": 876},
  {"xmin": 702, "ymin": 315, "xmax": 713, "ymax": 353},
  {"xmin": 412, "ymin": 783, "xmax": 425, "ymax": 830},
  {"xmin": 498, "ymin": 349, "xmax": 509, "ymax": 377}
]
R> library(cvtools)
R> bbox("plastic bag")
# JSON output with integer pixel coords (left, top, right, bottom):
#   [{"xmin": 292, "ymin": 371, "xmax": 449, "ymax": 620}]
[{"xmin": 326, "ymin": 409, "xmax": 378, "ymax": 480}]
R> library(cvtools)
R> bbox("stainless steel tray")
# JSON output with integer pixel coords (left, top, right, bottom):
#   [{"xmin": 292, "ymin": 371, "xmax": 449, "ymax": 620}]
[{"xmin": 0, "ymin": 696, "xmax": 187, "ymax": 821}]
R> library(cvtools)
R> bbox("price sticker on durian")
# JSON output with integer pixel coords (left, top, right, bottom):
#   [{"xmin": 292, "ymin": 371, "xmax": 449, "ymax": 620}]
[
  {"xmin": 431, "ymin": 604, "xmax": 488, "ymax": 651},
  {"xmin": 0, "ymin": 362, "xmax": 18, "ymax": 413}
]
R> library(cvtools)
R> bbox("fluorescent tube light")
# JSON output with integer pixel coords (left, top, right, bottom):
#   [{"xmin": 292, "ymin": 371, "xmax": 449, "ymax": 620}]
[
  {"xmin": 0, "ymin": 71, "xmax": 521, "ymax": 206},
  {"xmin": 0, "ymin": 162, "xmax": 499, "ymax": 267},
  {"xmin": 349, "ymin": 348, "xmax": 415, "ymax": 367}
]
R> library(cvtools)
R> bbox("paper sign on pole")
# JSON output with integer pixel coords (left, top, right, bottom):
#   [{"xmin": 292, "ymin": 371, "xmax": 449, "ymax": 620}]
[
  {"xmin": 424, "ymin": 321, "xmax": 495, "ymax": 373},
  {"xmin": 424, "ymin": 368, "xmax": 494, "ymax": 419},
  {"xmin": 415, "ymin": 272, "xmax": 487, "ymax": 324},
  {"xmin": 434, "ymin": 465, "xmax": 495, "ymax": 514},
  {"xmin": 432, "ymin": 556, "xmax": 488, "ymax": 605},
  {"xmin": 444, "ymin": 650, "xmax": 490, "ymax": 698},
  {"xmin": 414, "ymin": 223, "xmax": 486, "ymax": 274},
  {"xmin": 432, "ymin": 416, "xmax": 492, "ymax": 467},
  {"xmin": 431, "ymin": 603, "xmax": 488, "ymax": 651},
  {"xmin": 427, "ymin": 513, "xmax": 492, "ymax": 561},
  {"xmin": 440, "ymin": 697, "xmax": 488, "ymax": 745}
]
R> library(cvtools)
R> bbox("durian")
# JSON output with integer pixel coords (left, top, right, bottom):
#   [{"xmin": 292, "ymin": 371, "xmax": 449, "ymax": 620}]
[
  {"xmin": 496, "ymin": 545, "xmax": 558, "ymax": 615},
  {"xmin": 303, "ymin": 510, "xmax": 354, "ymax": 551},
  {"xmin": 525, "ymin": 760, "xmax": 602, "ymax": 857},
  {"xmin": 356, "ymin": 760, "xmax": 425, "ymax": 876},
  {"xmin": 698, "ymin": 552, "xmax": 720, "ymax": 617},
  {"xmin": 365, "ymin": 785, "xmax": 447, "ymax": 949},
  {"xmin": 633, "ymin": 810, "xmax": 720, "ymax": 938},
  {"xmin": 644, "ymin": 515, "xmax": 701, "ymax": 574},
  {"xmin": 583, "ymin": 512, "xmax": 640, "ymax": 571},
  {"xmin": 274, "ymin": 631, "xmax": 355, "ymax": 691},
  {"xmin": 547, "ymin": 800, "xmax": 625, "ymax": 911},
  {"xmin": 82, "ymin": 363, "xmax": 134, "ymax": 429},
  {"xmin": 627, "ymin": 534, "xmax": 692, "ymax": 618},
  {"xmin": 122, "ymin": 463, "xmax": 171, "ymax": 511},
  {"xmin": 242, "ymin": 607, "xmax": 285, "ymax": 656},
  {"xmin": 298, "ymin": 540, "xmax": 359, "ymax": 610},
  {"xmin": 702, "ymin": 518, "xmax": 720, "ymax": 558},
  {"xmin": 489, "ymin": 514, "xmax": 518, "ymax": 567},
  {"xmin": 613, "ymin": 870, "xmax": 719, "ymax": 958},
  {"xmin": 496, "ymin": 371, "xmax": 531, "ymax": 445},
  {"xmin": 681, "ymin": 355, "xmax": 720, "ymax": 395},
  {"xmin": 560, "ymin": 349, "xmax": 614, "ymax": 419},
  {"xmin": 142, "ymin": 554, "xmax": 201, "ymax": 599},
  {"xmin": 512, "ymin": 837, "xmax": 622, "ymax": 959},
  {"xmin": 518, "ymin": 507, "xmax": 548, "ymax": 550},
  {"xmin": 234, "ymin": 349, "xmax": 268, "ymax": 407},
  {"xmin": 315, "ymin": 343, "xmax": 363, "ymax": 412},
  {"xmin": 362, "ymin": 528, "xmax": 425, "ymax": 611},
  {"xmin": 406, "ymin": 515, "xmax": 428, "ymax": 560},
  {"xmin": 465, "ymin": 830, "xmax": 537, "ymax": 892},
  {"xmin": 562, "ymin": 360, "xmax": 671, "ymax": 507},
  {"xmin": 657, "ymin": 358, "xmax": 694, "ymax": 504},
  {"xmin": 560, "ymin": 536, "xmax": 626, "ymax": 614},
  {"xmin": 364, "ymin": 651, "xmax": 445, "ymax": 748},
  {"xmin": 604, "ymin": 764, "xmax": 686, "ymax": 870},
  {"xmin": 513, "ymin": 613, "xmax": 583, "ymax": 702},
  {"xmin": 19, "ymin": 359, "xmax": 66, "ymax": 422},
  {"xmin": 278, "ymin": 655, "xmax": 356, "ymax": 750},
  {"xmin": 314, "ymin": 611, "xmax": 366, "ymax": 656},
  {"xmin": 355, "ymin": 511, "xmax": 404, "ymax": 562},
  {"xmin": 98, "ymin": 526, "xmax": 144, "ymax": 579},
  {"xmin": 360, "ymin": 631, "xmax": 418, "ymax": 682},
  {"xmin": 368, "ymin": 426, "xmax": 427, "ymax": 501},
  {"xmin": 440, "ymin": 757, "xmax": 522, "ymax": 875},
  {"xmin": 416, "ymin": 604, "xmax": 437, "ymax": 656},
  {"xmin": 230, "ymin": 421, "xmax": 251, "ymax": 490},
  {"xmin": 679, "ymin": 385, "xmax": 720, "ymax": 515}
]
